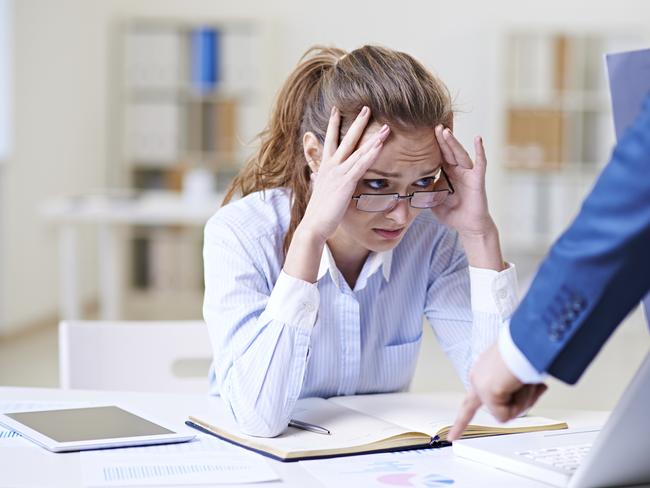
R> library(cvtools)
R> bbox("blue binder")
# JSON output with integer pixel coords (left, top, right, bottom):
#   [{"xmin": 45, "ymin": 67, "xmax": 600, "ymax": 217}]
[{"xmin": 191, "ymin": 27, "xmax": 219, "ymax": 93}]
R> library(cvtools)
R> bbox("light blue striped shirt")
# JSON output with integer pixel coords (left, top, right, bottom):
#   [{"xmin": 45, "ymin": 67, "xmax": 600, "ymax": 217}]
[{"xmin": 204, "ymin": 188, "xmax": 518, "ymax": 437}]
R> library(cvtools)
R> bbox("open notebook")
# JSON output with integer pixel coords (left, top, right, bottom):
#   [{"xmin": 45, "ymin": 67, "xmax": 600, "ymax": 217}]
[{"xmin": 187, "ymin": 393, "xmax": 568, "ymax": 462}]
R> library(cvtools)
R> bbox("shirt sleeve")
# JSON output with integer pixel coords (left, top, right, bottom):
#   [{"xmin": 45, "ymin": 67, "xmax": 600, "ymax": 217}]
[
  {"xmin": 203, "ymin": 215, "xmax": 319, "ymax": 437},
  {"xmin": 498, "ymin": 324, "xmax": 547, "ymax": 384},
  {"xmin": 424, "ymin": 231, "xmax": 518, "ymax": 388}
]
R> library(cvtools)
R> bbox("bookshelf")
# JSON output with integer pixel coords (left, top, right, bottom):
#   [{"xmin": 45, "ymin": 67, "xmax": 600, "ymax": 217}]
[
  {"xmin": 113, "ymin": 18, "xmax": 262, "ymax": 304},
  {"xmin": 500, "ymin": 31, "xmax": 645, "ymax": 254}
]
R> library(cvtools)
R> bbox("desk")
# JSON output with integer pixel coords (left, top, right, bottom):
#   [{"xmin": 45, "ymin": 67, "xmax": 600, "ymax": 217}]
[
  {"xmin": 40, "ymin": 192, "xmax": 220, "ymax": 321},
  {"xmin": 0, "ymin": 387, "xmax": 609, "ymax": 488}
]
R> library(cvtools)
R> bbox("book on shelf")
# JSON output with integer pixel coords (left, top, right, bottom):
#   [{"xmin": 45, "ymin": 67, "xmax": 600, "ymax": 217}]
[{"xmin": 187, "ymin": 393, "xmax": 568, "ymax": 462}]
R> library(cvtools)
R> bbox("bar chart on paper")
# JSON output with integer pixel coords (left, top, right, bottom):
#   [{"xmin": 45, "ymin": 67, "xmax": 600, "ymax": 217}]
[
  {"xmin": 95, "ymin": 457, "xmax": 272, "ymax": 485},
  {"xmin": 0, "ymin": 429, "xmax": 20, "ymax": 439},
  {"xmin": 81, "ymin": 436, "xmax": 279, "ymax": 486}
]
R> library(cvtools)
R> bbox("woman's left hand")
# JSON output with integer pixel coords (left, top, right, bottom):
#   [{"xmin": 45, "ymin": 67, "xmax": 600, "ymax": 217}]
[{"xmin": 432, "ymin": 125, "xmax": 496, "ymax": 238}]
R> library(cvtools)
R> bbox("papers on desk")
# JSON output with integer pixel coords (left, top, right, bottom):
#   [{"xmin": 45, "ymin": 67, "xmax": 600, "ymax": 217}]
[
  {"xmin": 299, "ymin": 448, "xmax": 550, "ymax": 488},
  {"xmin": 81, "ymin": 435, "xmax": 279, "ymax": 486},
  {"xmin": 0, "ymin": 400, "xmax": 278, "ymax": 486}
]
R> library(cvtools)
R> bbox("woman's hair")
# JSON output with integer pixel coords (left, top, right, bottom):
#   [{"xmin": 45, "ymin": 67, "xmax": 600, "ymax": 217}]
[{"xmin": 222, "ymin": 44, "xmax": 453, "ymax": 255}]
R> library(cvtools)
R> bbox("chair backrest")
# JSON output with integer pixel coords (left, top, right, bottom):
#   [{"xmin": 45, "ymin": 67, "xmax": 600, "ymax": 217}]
[{"xmin": 58, "ymin": 320, "xmax": 213, "ymax": 393}]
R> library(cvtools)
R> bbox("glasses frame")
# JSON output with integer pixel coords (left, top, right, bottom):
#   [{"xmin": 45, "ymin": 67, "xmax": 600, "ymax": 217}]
[{"xmin": 351, "ymin": 168, "xmax": 455, "ymax": 213}]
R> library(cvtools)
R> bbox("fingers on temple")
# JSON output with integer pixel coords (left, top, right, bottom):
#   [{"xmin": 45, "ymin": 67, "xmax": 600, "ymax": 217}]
[
  {"xmin": 323, "ymin": 106, "xmax": 341, "ymax": 161},
  {"xmin": 439, "ymin": 125, "xmax": 474, "ymax": 169},
  {"xmin": 474, "ymin": 136, "xmax": 487, "ymax": 170},
  {"xmin": 340, "ymin": 124, "xmax": 389, "ymax": 172},
  {"xmin": 334, "ymin": 106, "xmax": 372, "ymax": 161},
  {"xmin": 435, "ymin": 124, "xmax": 459, "ymax": 167},
  {"xmin": 345, "ymin": 136, "xmax": 385, "ymax": 180}
]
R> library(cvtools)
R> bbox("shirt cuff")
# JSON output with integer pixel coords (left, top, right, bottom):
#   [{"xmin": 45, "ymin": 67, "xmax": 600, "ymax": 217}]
[
  {"xmin": 469, "ymin": 262, "xmax": 518, "ymax": 318},
  {"xmin": 498, "ymin": 324, "xmax": 547, "ymax": 384},
  {"xmin": 264, "ymin": 270, "xmax": 319, "ymax": 331}
]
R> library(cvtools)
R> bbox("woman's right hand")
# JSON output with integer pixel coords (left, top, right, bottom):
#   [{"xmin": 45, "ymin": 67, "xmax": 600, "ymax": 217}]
[{"xmin": 300, "ymin": 106, "xmax": 390, "ymax": 243}]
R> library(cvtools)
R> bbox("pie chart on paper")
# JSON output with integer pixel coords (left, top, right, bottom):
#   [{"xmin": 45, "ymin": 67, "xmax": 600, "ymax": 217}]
[{"xmin": 377, "ymin": 473, "xmax": 454, "ymax": 486}]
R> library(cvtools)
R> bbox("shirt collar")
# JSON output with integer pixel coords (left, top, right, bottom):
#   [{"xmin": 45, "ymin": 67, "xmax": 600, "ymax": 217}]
[{"xmin": 317, "ymin": 245, "xmax": 393, "ymax": 288}]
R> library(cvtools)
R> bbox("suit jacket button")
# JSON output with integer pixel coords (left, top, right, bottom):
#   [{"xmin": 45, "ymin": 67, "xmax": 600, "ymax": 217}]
[{"xmin": 572, "ymin": 300, "xmax": 586, "ymax": 311}]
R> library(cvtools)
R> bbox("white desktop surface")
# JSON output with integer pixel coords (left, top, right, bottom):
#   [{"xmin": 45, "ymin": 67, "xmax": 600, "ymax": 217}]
[{"xmin": 0, "ymin": 387, "xmax": 609, "ymax": 488}]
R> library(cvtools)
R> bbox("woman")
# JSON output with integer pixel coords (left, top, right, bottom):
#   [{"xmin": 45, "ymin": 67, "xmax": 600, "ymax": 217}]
[{"xmin": 203, "ymin": 45, "xmax": 517, "ymax": 437}]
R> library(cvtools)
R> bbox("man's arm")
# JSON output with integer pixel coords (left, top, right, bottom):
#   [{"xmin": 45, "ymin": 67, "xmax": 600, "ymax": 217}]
[
  {"xmin": 510, "ymin": 93, "xmax": 650, "ymax": 384},
  {"xmin": 448, "ymin": 92, "xmax": 650, "ymax": 440}
]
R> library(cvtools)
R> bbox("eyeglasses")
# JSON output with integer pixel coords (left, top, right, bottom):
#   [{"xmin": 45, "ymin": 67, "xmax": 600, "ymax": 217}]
[{"xmin": 351, "ymin": 168, "xmax": 454, "ymax": 212}]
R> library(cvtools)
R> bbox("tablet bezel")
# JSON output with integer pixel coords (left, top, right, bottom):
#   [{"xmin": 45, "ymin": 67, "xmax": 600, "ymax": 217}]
[{"xmin": 0, "ymin": 406, "xmax": 195, "ymax": 452}]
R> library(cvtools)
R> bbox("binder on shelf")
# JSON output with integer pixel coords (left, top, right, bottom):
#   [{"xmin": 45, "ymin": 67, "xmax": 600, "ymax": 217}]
[
  {"xmin": 221, "ymin": 28, "xmax": 258, "ymax": 93},
  {"xmin": 124, "ymin": 28, "xmax": 182, "ymax": 90},
  {"xmin": 214, "ymin": 99, "xmax": 238, "ymax": 160},
  {"xmin": 126, "ymin": 101, "xmax": 181, "ymax": 166},
  {"xmin": 190, "ymin": 27, "xmax": 220, "ymax": 94}
]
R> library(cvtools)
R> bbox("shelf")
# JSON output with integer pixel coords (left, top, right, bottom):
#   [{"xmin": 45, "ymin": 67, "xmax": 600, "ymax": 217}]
[{"xmin": 114, "ymin": 17, "xmax": 263, "ymax": 294}]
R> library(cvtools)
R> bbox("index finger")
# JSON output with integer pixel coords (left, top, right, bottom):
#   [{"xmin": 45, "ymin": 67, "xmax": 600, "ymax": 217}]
[
  {"xmin": 323, "ymin": 106, "xmax": 341, "ymax": 160},
  {"xmin": 447, "ymin": 390, "xmax": 482, "ymax": 441},
  {"xmin": 441, "ymin": 128, "xmax": 474, "ymax": 170},
  {"xmin": 334, "ymin": 106, "xmax": 372, "ymax": 161}
]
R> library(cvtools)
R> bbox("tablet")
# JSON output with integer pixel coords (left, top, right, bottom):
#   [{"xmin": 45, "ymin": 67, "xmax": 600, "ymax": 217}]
[{"xmin": 0, "ymin": 406, "xmax": 195, "ymax": 452}]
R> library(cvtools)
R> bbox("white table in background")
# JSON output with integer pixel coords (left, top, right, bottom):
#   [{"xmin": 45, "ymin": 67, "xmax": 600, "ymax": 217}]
[
  {"xmin": 40, "ymin": 191, "xmax": 221, "ymax": 321},
  {"xmin": 0, "ymin": 387, "xmax": 609, "ymax": 488}
]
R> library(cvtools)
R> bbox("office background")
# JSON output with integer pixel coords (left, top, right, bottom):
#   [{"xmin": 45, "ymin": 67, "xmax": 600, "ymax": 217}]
[{"xmin": 0, "ymin": 0, "xmax": 649, "ymax": 410}]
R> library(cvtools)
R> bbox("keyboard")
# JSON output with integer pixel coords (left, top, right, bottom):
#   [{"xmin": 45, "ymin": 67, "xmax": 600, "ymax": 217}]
[{"xmin": 517, "ymin": 444, "xmax": 592, "ymax": 474}]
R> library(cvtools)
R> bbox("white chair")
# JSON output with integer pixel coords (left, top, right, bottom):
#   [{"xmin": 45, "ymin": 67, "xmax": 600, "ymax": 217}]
[{"xmin": 58, "ymin": 320, "xmax": 213, "ymax": 393}]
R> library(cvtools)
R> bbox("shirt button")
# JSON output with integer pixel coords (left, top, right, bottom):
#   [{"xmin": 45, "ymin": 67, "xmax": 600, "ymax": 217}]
[
  {"xmin": 304, "ymin": 303, "xmax": 315, "ymax": 313},
  {"xmin": 498, "ymin": 289, "xmax": 508, "ymax": 299}
]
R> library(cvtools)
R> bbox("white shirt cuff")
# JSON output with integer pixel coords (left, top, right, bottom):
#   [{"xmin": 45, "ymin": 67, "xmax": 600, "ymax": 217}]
[
  {"xmin": 498, "ymin": 324, "xmax": 547, "ymax": 384},
  {"xmin": 469, "ymin": 262, "xmax": 518, "ymax": 318},
  {"xmin": 264, "ymin": 271, "xmax": 319, "ymax": 331}
]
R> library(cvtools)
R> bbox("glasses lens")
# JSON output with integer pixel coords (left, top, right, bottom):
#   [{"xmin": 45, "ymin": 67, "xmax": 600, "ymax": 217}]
[
  {"xmin": 410, "ymin": 191, "xmax": 449, "ymax": 208},
  {"xmin": 356, "ymin": 194, "xmax": 397, "ymax": 212}
]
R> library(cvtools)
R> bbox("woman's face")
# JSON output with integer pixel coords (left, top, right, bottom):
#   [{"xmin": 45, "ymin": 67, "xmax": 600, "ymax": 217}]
[{"xmin": 333, "ymin": 123, "xmax": 444, "ymax": 254}]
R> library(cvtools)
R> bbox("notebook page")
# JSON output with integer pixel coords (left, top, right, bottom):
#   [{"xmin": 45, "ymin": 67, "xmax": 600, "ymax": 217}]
[
  {"xmin": 329, "ymin": 393, "xmax": 564, "ymax": 438},
  {"xmin": 190, "ymin": 396, "xmax": 421, "ymax": 457}
]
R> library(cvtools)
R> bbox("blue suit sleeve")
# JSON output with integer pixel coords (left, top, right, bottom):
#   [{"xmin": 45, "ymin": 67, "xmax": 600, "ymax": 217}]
[{"xmin": 510, "ymin": 92, "xmax": 650, "ymax": 384}]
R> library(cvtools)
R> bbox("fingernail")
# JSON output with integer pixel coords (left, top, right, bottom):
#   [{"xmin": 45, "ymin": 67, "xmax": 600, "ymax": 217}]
[
  {"xmin": 360, "ymin": 106, "xmax": 369, "ymax": 117},
  {"xmin": 443, "ymin": 128, "xmax": 452, "ymax": 139},
  {"xmin": 331, "ymin": 106, "xmax": 337, "ymax": 117},
  {"xmin": 379, "ymin": 124, "xmax": 390, "ymax": 135}
]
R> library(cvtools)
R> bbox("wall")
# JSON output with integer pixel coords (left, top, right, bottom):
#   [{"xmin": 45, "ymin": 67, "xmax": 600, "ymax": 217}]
[
  {"xmin": 1, "ymin": 0, "xmax": 108, "ymax": 333},
  {"xmin": 2, "ymin": 0, "xmax": 649, "ymax": 334},
  {"xmin": 0, "ymin": 0, "xmax": 10, "ymax": 161},
  {"xmin": 0, "ymin": 0, "xmax": 10, "ymax": 333}
]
